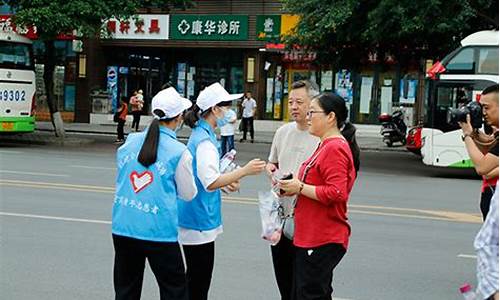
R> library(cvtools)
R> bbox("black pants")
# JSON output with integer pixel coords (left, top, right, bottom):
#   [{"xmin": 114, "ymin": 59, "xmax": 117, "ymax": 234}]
[
  {"xmin": 182, "ymin": 242, "xmax": 215, "ymax": 300},
  {"xmin": 131, "ymin": 111, "xmax": 141, "ymax": 131},
  {"xmin": 293, "ymin": 243, "xmax": 346, "ymax": 300},
  {"xmin": 480, "ymin": 186, "xmax": 495, "ymax": 220},
  {"xmin": 271, "ymin": 235, "xmax": 295, "ymax": 300},
  {"xmin": 112, "ymin": 234, "xmax": 188, "ymax": 300},
  {"xmin": 117, "ymin": 120, "xmax": 125, "ymax": 140},
  {"xmin": 242, "ymin": 117, "xmax": 254, "ymax": 140}
]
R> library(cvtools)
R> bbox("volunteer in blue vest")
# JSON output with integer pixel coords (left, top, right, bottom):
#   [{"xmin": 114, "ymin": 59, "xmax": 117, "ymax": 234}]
[
  {"xmin": 180, "ymin": 82, "xmax": 266, "ymax": 300},
  {"xmin": 112, "ymin": 87, "xmax": 197, "ymax": 300}
]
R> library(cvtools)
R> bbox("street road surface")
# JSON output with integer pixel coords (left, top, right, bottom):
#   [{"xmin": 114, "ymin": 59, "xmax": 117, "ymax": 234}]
[{"xmin": 0, "ymin": 136, "xmax": 483, "ymax": 299}]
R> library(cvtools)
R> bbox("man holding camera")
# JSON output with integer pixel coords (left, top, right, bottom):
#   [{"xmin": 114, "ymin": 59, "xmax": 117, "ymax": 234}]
[
  {"xmin": 459, "ymin": 84, "xmax": 499, "ymax": 217},
  {"xmin": 459, "ymin": 84, "xmax": 498, "ymax": 300}
]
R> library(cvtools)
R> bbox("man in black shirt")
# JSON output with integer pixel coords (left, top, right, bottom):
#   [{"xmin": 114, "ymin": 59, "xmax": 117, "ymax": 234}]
[{"xmin": 459, "ymin": 84, "xmax": 499, "ymax": 218}]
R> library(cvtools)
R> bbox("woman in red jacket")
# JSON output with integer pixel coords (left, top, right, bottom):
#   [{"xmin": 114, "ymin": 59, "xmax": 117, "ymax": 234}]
[{"xmin": 279, "ymin": 92, "xmax": 359, "ymax": 300}]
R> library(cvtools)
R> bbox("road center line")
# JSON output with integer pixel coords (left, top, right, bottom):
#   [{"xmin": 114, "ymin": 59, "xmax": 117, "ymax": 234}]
[
  {"xmin": 0, "ymin": 211, "xmax": 110, "ymax": 224},
  {"xmin": 457, "ymin": 254, "xmax": 477, "ymax": 259},
  {"xmin": 69, "ymin": 165, "xmax": 115, "ymax": 170},
  {"xmin": 0, "ymin": 170, "xmax": 70, "ymax": 177},
  {"xmin": 0, "ymin": 179, "xmax": 482, "ymax": 224}
]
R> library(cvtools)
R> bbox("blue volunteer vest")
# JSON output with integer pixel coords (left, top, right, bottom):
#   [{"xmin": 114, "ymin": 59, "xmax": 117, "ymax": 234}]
[
  {"xmin": 178, "ymin": 119, "xmax": 222, "ymax": 230},
  {"xmin": 112, "ymin": 126, "xmax": 187, "ymax": 242}
]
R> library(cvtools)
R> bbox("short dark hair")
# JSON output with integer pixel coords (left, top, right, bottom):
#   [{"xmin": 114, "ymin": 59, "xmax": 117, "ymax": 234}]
[
  {"xmin": 291, "ymin": 80, "xmax": 319, "ymax": 98},
  {"xmin": 482, "ymin": 84, "xmax": 499, "ymax": 95}
]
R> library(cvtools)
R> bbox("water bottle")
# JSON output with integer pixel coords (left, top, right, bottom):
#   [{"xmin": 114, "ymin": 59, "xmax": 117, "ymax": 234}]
[
  {"xmin": 459, "ymin": 283, "xmax": 477, "ymax": 300},
  {"xmin": 220, "ymin": 149, "xmax": 237, "ymax": 173}
]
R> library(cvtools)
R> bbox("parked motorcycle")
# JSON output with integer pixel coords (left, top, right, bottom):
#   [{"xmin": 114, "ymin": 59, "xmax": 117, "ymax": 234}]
[{"xmin": 378, "ymin": 109, "xmax": 407, "ymax": 147}]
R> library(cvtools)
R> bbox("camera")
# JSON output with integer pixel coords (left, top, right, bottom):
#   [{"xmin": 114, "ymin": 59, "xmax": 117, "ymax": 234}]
[{"xmin": 447, "ymin": 101, "xmax": 483, "ymax": 129}]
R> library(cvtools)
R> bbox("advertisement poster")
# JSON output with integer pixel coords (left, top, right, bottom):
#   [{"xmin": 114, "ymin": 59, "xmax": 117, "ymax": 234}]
[
  {"xmin": 360, "ymin": 77, "xmax": 373, "ymax": 114},
  {"xmin": 321, "ymin": 70, "xmax": 333, "ymax": 92},
  {"xmin": 380, "ymin": 86, "xmax": 393, "ymax": 114},
  {"xmin": 399, "ymin": 79, "xmax": 417, "ymax": 104},
  {"xmin": 266, "ymin": 78, "xmax": 274, "ymax": 113},
  {"xmin": 177, "ymin": 63, "xmax": 187, "ymax": 96},
  {"xmin": 335, "ymin": 70, "xmax": 353, "ymax": 103},
  {"xmin": 107, "ymin": 66, "xmax": 118, "ymax": 112}
]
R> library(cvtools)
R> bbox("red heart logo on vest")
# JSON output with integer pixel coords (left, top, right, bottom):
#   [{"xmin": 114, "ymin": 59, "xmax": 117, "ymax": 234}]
[{"xmin": 130, "ymin": 171, "xmax": 153, "ymax": 193}]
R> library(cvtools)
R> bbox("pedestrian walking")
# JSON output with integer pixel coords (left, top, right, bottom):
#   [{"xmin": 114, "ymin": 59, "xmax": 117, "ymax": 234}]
[
  {"xmin": 112, "ymin": 87, "xmax": 196, "ymax": 300},
  {"xmin": 219, "ymin": 103, "xmax": 237, "ymax": 157},
  {"xmin": 130, "ymin": 90, "xmax": 144, "ymax": 132},
  {"xmin": 180, "ymin": 82, "xmax": 266, "ymax": 300},
  {"xmin": 279, "ymin": 92, "xmax": 360, "ymax": 300},
  {"xmin": 115, "ymin": 97, "xmax": 128, "ymax": 144},
  {"xmin": 265, "ymin": 80, "xmax": 320, "ymax": 300},
  {"xmin": 240, "ymin": 91, "xmax": 256, "ymax": 143}
]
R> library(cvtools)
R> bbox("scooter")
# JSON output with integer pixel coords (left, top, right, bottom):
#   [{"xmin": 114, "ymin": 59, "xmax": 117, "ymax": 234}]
[{"xmin": 378, "ymin": 109, "xmax": 407, "ymax": 147}]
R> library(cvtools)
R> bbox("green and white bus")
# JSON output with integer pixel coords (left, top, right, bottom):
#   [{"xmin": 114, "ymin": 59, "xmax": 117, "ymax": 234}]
[
  {"xmin": 421, "ymin": 30, "xmax": 499, "ymax": 168},
  {"xmin": 0, "ymin": 31, "xmax": 36, "ymax": 134}
]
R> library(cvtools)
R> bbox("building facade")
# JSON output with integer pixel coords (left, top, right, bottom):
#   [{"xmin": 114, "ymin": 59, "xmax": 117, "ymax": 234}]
[{"xmin": 3, "ymin": 1, "xmax": 431, "ymax": 125}]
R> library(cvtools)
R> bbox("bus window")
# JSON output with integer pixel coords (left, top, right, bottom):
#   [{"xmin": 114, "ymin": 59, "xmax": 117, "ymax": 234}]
[
  {"xmin": 0, "ymin": 41, "xmax": 32, "ymax": 68},
  {"xmin": 434, "ymin": 85, "xmax": 473, "ymax": 132},
  {"xmin": 446, "ymin": 48, "xmax": 474, "ymax": 73},
  {"xmin": 478, "ymin": 47, "xmax": 499, "ymax": 74}
]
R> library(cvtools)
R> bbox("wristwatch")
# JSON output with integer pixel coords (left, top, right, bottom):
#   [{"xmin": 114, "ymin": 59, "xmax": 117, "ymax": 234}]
[{"xmin": 462, "ymin": 133, "xmax": 473, "ymax": 141}]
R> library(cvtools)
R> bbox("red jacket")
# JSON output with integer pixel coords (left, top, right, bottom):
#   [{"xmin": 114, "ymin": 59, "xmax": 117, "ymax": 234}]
[{"xmin": 294, "ymin": 137, "xmax": 356, "ymax": 250}]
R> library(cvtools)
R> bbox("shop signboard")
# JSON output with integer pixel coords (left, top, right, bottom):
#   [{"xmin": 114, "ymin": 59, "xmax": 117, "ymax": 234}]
[
  {"xmin": 107, "ymin": 66, "xmax": 118, "ymax": 112},
  {"xmin": 0, "ymin": 15, "xmax": 74, "ymax": 39},
  {"xmin": 256, "ymin": 15, "xmax": 281, "ymax": 41},
  {"xmin": 103, "ymin": 14, "xmax": 169, "ymax": 40},
  {"xmin": 170, "ymin": 15, "xmax": 248, "ymax": 40}
]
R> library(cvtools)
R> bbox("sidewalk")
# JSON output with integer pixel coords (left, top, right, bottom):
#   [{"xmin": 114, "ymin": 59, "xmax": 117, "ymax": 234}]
[{"xmin": 25, "ymin": 120, "xmax": 407, "ymax": 152}]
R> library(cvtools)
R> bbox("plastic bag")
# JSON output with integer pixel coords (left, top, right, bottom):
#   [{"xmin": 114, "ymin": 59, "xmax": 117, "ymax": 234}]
[{"xmin": 258, "ymin": 191, "xmax": 284, "ymax": 245}]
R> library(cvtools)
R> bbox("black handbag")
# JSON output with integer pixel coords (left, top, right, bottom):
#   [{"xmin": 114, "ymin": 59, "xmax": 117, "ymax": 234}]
[{"xmin": 113, "ymin": 112, "xmax": 120, "ymax": 123}]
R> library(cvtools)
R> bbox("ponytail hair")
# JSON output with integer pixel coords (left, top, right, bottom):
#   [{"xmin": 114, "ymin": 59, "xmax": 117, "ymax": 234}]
[
  {"xmin": 315, "ymin": 92, "xmax": 361, "ymax": 173},
  {"xmin": 341, "ymin": 122, "xmax": 360, "ymax": 173},
  {"xmin": 184, "ymin": 104, "xmax": 212, "ymax": 128},
  {"xmin": 137, "ymin": 109, "xmax": 177, "ymax": 167},
  {"xmin": 184, "ymin": 104, "xmax": 201, "ymax": 128}
]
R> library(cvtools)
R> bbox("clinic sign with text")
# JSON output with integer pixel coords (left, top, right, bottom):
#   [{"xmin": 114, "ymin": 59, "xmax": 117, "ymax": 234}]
[
  {"xmin": 170, "ymin": 15, "xmax": 248, "ymax": 40},
  {"xmin": 256, "ymin": 15, "xmax": 281, "ymax": 41}
]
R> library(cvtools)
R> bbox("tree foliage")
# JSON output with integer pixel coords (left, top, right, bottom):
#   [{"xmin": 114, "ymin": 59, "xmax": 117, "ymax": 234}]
[{"xmin": 283, "ymin": 0, "xmax": 498, "ymax": 66}]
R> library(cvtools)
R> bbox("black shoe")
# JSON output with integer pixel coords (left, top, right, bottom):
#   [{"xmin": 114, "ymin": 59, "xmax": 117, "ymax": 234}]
[
  {"xmin": 239, "ymin": 139, "xmax": 244, "ymax": 143},
  {"xmin": 251, "ymin": 139, "xmax": 254, "ymax": 143}
]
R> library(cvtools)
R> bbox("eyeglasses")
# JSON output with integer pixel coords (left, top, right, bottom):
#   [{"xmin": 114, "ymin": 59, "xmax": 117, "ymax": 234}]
[{"xmin": 306, "ymin": 110, "xmax": 325, "ymax": 117}]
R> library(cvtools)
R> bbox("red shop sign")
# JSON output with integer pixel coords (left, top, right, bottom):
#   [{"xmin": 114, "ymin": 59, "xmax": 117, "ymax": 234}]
[{"xmin": 0, "ymin": 15, "xmax": 74, "ymax": 40}]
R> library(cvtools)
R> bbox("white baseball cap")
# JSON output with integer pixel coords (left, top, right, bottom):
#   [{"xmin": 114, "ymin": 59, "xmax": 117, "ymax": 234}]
[
  {"xmin": 196, "ymin": 82, "xmax": 243, "ymax": 112},
  {"xmin": 151, "ymin": 87, "xmax": 192, "ymax": 119}
]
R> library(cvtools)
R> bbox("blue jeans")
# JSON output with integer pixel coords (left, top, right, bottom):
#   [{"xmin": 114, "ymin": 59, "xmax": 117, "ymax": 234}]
[{"xmin": 220, "ymin": 135, "xmax": 234, "ymax": 157}]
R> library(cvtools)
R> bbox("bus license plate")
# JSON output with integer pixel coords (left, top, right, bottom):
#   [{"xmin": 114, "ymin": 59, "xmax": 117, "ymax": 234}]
[{"xmin": 2, "ymin": 122, "xmax": 14, "ymax": 131}]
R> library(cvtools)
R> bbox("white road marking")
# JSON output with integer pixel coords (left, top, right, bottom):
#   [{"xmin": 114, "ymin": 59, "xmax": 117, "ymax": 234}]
[
  {"xmin": 69, "ymin": 165, "xmax": 115, "ymax": 170},
  {"xmin": 0, "ymin": 170, "xmax": 69, "ymax": 177},
  {"xmin": 0, "ymin": 150, "xmax": 24, "ymax": 154},
  {"xmin": 457, "ymin": 254, "xmax": 477, "ymax": 259},
  {"xmin": 0, "ymin": 211, "xmax": 110, "ymax": 224}
]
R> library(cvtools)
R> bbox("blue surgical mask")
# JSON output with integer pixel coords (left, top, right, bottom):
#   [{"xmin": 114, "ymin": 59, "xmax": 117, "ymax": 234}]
[{"xmin": 216, "ymin": 109, "xmax": 231, "ymax": 127}]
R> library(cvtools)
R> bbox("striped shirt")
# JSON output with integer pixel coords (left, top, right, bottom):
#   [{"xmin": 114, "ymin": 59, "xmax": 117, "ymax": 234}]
[{"xmin": 475, "ymin": 184, "xmax": 499, "ymax": 299}]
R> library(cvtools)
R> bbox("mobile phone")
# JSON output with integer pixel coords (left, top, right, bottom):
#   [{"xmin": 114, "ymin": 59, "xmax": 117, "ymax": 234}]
[{"xmin": 279, "ymin": 173, "xmax": 293, "ymax": 194}]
